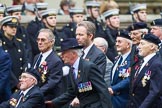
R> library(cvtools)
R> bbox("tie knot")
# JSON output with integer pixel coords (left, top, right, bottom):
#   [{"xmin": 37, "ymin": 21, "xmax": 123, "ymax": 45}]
[
  {"xmin": 81, "ymin": 50, "xmax": 85, "ymax": 57},
  {"xmin": 20, "ymin": 92, "xmax": 24, "ymax": 97}
]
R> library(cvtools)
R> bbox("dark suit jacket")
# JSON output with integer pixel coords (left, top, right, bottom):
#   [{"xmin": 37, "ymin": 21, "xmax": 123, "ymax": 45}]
[
  {"xmin": 0, "ymin": 86, "xmax": 45, "ymax": 108},
  {"xmin": 110, "ymin": 54, "xmax": 131, "ymax": 108},
  {"xmin": 52, "ymin": 58, "xmax": 111, "ymax": 108},
  {"xmin": 128, "ymin": 54, "xmax": 162, "ymax": 108},
  {"xmin": 0, "ymin": 47, "xmax": 12, "ymax": 103},
  {"xmin": 85, "ymin": 44, "xmax": 106, "ymax": 77},
  {"xmin": 33, "ymin": 50, "xmax": 64, "ymax": 100}
]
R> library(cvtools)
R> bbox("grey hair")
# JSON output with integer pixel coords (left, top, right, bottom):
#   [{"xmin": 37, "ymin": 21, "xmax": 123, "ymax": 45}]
[
  {"xmin": 77, "ymin": 21, "xmax": 96, "ymax": 40},
  {"xmin": 38, "ymin": 28, "xmax": 55, "ymax": 41},
  {"xmin": 71, "ymin": 49, "xmax": 82, "ymax": 57},
  {"xmin": 93, "ymin": 37, "xmax": 108, "ymax": 52},
  {"xmin": 139, "ymin": 28, "xmax": 148, "ymax": 34},
  {"xmin": 125, "ymin": 38, "xmax": 133, "ymax": 48}
]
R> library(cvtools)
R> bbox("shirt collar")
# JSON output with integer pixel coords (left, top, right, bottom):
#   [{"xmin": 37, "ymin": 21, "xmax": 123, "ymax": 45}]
[
  {"xmin": 121, "ymin": 51, "xmax": 131, "ymax": 62},
  {"xmin": 83, "ymin": 43, "xmax": 93, "ymax": 58},
  {"xmin": 73, "ymin": 57, "xmax": 80, "ymax": 71},
  {"xmin": 21, "ymin": 85, "xmax": 34, "ymax": 96},
  {"xmin": 143, "ymin": 53, "xmax": 156, "ymax": 63},
  {"xmin": 41, "ymin": 49, "xmax": 53, "ymax": 61}
]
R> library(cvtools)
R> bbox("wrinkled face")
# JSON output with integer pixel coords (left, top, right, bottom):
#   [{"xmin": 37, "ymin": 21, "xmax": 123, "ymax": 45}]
[
  {"xmin": 3, "ymin": 25, "xmax": 17, "ymax": 38},
  {"xmin": 37, "ymin": 32, "xmax": 53, "ymax": 53},
  {"xmin": 44, "ymin": 15, "xmax": 57, "ymax": 27},
  {"xmin": 72, "ymin": 14, "xmax": 84, "ymax": 24},
  {"xmin": 19, "ymin": 73, "xmax": 35, "ymax": 91},
  {"xmin": 116, "ymin": 37, "xmax": 130, "ymax": 54},
  {"xmin": 135, "ymin": 10, "xmax": 147, "ymax": 22},
  {"xmin": 150, "ymin": 26, "xmax": 162, "ymax": 40},
  {"xmin": 138, "ymin": 40, "xmax": 152, "ymax": 57},
  {"xmin": 12, "ymin": 11, "xmax": 22, "ymax": 21},
  {"xmin": 61, "ymin": 50, "xmax": 74, "ymax": 65},
  {"xmin": 90, "ymin": 7, "xmax": 99, "ymax": 19},
  {"xmin": 76, "ymin": 26, "xmax": 92, "ymax": 48},
  {"xmin": 106, "ymin": 15, "xmax": 120, "ymax": 29},
  {"xmin": 130, "ymin": 30, "xmax": 143, "ymax": 45}
]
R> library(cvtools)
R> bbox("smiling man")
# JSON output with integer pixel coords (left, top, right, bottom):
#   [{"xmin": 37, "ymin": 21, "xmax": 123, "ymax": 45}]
[
  {"xmin": 128, "ymin": 33, "xmax": 162, "ymax": 108},
  {"xmin": 0, "ymin": 68, "xmax": 45, "ymax": 108}
]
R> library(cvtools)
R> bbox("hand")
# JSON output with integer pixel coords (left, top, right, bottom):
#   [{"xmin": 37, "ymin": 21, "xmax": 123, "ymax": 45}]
[
  {"xmin": 45, "ymin": 101, "xmax": 55, "ymax": 108},
  {"xmin": 70, "ymin": 97, "xmax": 80, "ymax": 107},
  {"xmin": 108, "ymin": 87, "xmax": 114, "ymax": 95}
]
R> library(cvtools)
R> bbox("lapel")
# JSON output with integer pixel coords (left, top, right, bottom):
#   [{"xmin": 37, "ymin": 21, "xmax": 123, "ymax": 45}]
[
  {"xmin": 85, "ymin": 45, "xmax": 95, "ymax": 60},
  {"xmin": 76, "ymin": 58, "xmax": 84, "ymax": 83},
  {"xmin": 17, "ymin": 86, "xmax": 36, "ymax": 107},
  {"xmin": 45, "ymin": 50, "xmax": 54, "ymax": 65},
  {"xmin": 133, "ymin": 55, "xmax": 156, "ymax": 89},
  {"xmin": 33, "ymin": 54, "xmax": 40, "ymax": 66},
  {"xmin": 110, "ymin": 56, "xmax": 120, "ymax": 82},
  {"xmin": 112, "ymin": 54, "xmax": 131, "ymax": 83}
]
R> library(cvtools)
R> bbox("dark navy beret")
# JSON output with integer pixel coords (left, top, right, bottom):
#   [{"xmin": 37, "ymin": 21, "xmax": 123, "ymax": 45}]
[
  {"xmin": 150, "ymin": 19, "xmax": 162, "ymax": 26},
  {"xmin": 142, "ymin": 33, "xmax": 161, "ymax": 45},
  {"xmin": 23, "ymin": 68, "xmax": 41, "ymax": 82},
  {"xmin": 117, "ymin": 30, "xmax": 131, "ymax": 40},
  {"xmin": 127, "ymin": 22, "xmax": 147, "ymax": 31}
]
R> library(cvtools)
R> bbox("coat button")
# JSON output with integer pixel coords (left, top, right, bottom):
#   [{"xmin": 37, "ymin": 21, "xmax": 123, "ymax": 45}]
[
  {"xmin": 5, "ymin": 50, "xmax": 8, "ymax": 52},
  {"xmin": 18, "ymin": 49, "xmax": 21, "ymax": 52},
  {"xmin": 131, "ymin": 102, "xmax": 134, "ymax": 106},
  {"xmin": 20, "ymin": 67, "xmax": 23, "ymax": 70},
  {"xmin": 132, "ymin": 93, "xmax": 135, "ymax": 96},
  {"xmin": 20, "ymin": 58, "xmax": 22, "ymax": 61}
]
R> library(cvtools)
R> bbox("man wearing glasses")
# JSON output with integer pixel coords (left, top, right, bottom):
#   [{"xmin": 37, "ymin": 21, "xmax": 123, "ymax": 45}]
[
  {"xmin": 33, "ymin": 28, "xmax": 64, "ymax": 101},
  {"xmin": 0, "ymin": 68, "xmax": 45, "ymax": 108}
]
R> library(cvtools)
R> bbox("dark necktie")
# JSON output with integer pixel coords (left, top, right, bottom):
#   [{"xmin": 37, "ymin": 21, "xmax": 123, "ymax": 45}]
[
  {"xmin": 16, "ymin": 93, "xmax": 24, "ymax": 107},
  {"xmin": 71, "ymin": 67, "xmax": 76, "ymax": 79},
  {"xmin": 112, "ymin": 56, "xmax": 123, "ymax": 80},
  {"xmin": 133, "ymin": 59, "xmax": 144, "ymax": 83},
  {"xmin": 35, "ymin": 54, "xmax": 42, "ymax": 69},
  {"xmin": 118, "ymin": 56, "xmax": 123, "ymax": 66},
  {"xmin": 81, "ymin": 50, "xmax": 85, "ymax": 58},
  {"xmin": 134, "ymin": 59, "xmax": 144, "ymax": 77}
]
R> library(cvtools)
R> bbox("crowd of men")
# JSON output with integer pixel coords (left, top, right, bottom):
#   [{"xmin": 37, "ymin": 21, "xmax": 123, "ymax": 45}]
[{"xmin": 0, "ymin": 0, "xmax": 162, "ymax": 108}]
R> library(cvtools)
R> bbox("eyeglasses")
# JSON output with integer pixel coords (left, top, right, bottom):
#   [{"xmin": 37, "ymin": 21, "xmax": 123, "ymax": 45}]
[
  {"xmin": 19, "ymin": 75, "xmax": 33, "ymax": 80},
  {"xmin": 36, "ymin": 38, "xmax": 48, "ymax": 42}
]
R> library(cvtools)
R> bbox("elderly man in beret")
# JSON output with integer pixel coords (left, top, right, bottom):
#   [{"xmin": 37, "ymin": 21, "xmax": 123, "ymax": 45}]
[
  {"xmin": 128, "ymin": 33, "xmax": 162, "ymax": 108},
  {"xmin": 150, "ymin": 18, "xmax": 162, "ymax": 56},
  {"xmin": 109, "ymin": 30, "xmax": 132, "ymax": 108},
  {"xmin": 0, "ymin": 68, "xmax": 45, "ymax": 108},
  {"xmin": 45, "ymin": 38, "xmax": 111, "ymax": 108},
  {"xmin": 127, "ymin": 22, "xmax": 149, "ymax": 82}
]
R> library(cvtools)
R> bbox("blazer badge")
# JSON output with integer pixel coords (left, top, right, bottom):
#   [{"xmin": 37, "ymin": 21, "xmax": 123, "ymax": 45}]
[{"xmin": 78, "ymin": 81, "xmax": 92, "ymax": 93}]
